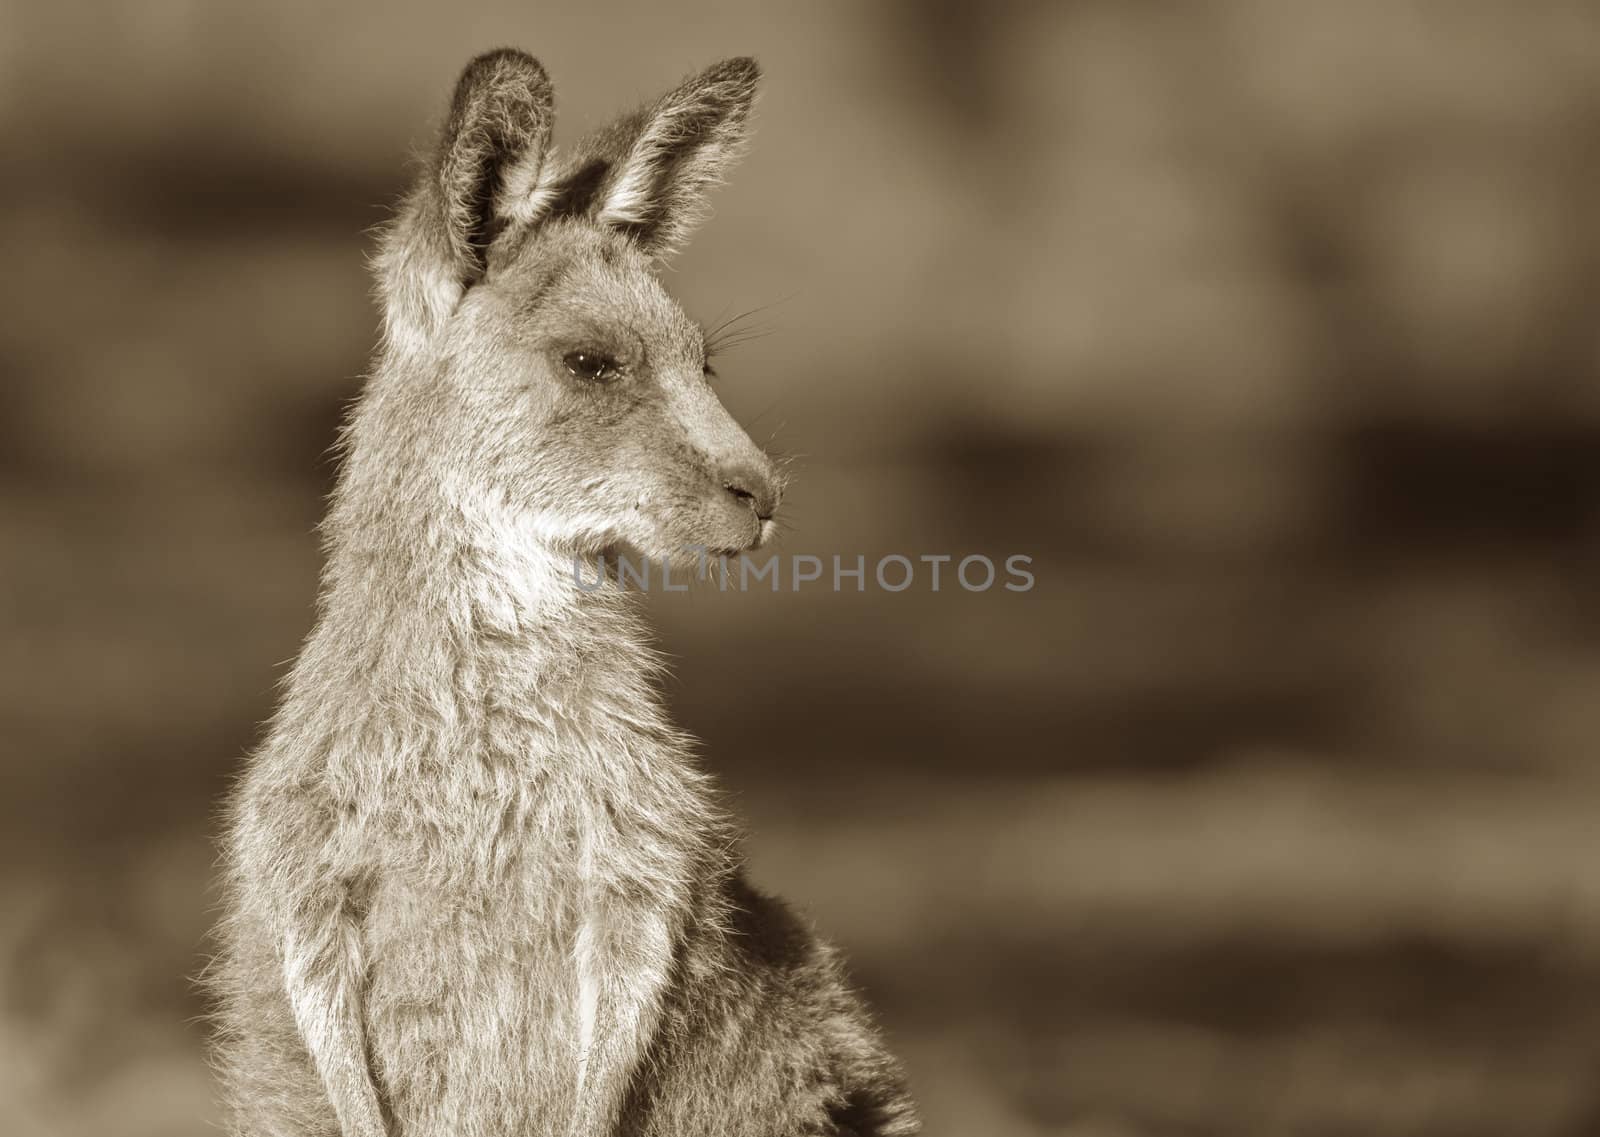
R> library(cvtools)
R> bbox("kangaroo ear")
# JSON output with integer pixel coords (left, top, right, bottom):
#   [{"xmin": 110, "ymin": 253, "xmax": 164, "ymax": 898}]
[
  {"xmin": 376, "ymin": 49, "xmax": 554, "ymax": 353},
  {"xmin": 591, "ymin": 58, "xmax": 760, "ymax": 257}
]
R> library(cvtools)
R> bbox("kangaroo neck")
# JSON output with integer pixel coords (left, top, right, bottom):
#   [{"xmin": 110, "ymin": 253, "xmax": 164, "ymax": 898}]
[{"xmin": 311, "ymin": 445, "xmax": 654, "ymax": 719}]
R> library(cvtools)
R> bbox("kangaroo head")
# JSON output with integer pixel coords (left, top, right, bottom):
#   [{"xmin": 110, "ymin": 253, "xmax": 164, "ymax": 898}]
[{"xmin": 371, "ymin": 50, "xmax": 779, "ymax": 560}]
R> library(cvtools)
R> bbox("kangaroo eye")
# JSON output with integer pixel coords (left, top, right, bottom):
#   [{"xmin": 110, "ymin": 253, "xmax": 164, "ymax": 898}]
[{"xmin": 563, "ymin": 350, "xmax": 619, "ymax": 382}]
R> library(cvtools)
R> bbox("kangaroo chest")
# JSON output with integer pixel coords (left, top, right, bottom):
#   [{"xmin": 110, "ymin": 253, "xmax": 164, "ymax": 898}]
[{"xmin": 355, "ymin": 715, "xmax": 697, "ymax": 1129}]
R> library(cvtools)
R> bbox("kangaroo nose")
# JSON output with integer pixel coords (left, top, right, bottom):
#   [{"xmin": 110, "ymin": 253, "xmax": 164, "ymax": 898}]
[{"xmin": 722, "ymin": 461, "xmax": 780, "ymax": 520}]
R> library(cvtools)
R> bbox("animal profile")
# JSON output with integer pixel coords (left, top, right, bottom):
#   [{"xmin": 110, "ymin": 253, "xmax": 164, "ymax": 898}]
[{"xmin": 206, "ymin": 47, "xmax": 920, "ymax": 1137}]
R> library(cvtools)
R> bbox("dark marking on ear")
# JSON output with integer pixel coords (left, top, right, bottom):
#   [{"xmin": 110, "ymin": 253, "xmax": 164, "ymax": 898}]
[
  {"xmin": 536, "ymin": 58, "xmax": 760, "ymax": 259},
  {"xmin": 593, "ymin": 57, "xmax": 761, "ymax": 256},
  {"xmin": 437, "ymin": 49, "xmax": 555, "ymax": 279},
  {"xmin": 374, "ymin": 48, "xmax": 556, "ymax": 347},
  {"xmin": 546, "ymin": 159, "xmax": 613, "ymax": 219},
  {"xmin": 460, "ymin": 137, "xmax": 514, "ymax": 258},
  {"xmin": 827, "ymin": 1085, "xmax": 905, "ymax": 1136}
]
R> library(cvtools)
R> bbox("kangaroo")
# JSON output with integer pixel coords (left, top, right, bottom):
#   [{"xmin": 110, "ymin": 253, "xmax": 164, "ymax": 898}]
[{"xmin": 205, "ymin": 48, "xmax": 918, "ymax": 1137}]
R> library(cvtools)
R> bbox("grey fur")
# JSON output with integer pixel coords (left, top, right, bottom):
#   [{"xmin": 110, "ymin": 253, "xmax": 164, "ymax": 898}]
[{"xmin": 205, "ymin": 48, "xmax": 919, "ymax": 1137}]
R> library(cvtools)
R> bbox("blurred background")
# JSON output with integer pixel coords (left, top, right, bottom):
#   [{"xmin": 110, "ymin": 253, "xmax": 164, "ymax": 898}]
[{"xmin": 4, "ymin": 1, "xmax": 1600, "ymax": 1134}]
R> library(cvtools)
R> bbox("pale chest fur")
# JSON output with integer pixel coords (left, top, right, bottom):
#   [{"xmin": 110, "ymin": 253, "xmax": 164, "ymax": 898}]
[{"xmin": 290, "ymin": 626, "xmax": 710, "ymax": 1130}]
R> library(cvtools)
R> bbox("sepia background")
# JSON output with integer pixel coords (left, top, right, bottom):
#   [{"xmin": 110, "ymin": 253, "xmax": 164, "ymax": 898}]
[{"xmin": 4, "ymin": 1, "xmax": 1600, "ymax": 1134}]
